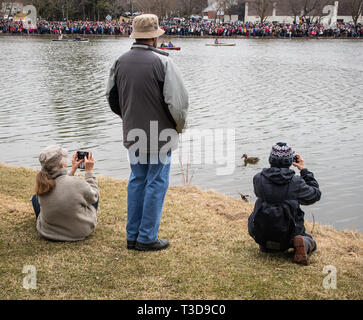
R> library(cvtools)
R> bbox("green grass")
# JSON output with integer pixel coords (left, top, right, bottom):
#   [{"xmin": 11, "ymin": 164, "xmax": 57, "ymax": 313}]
[{"xmin": 0, "ymin": 163, "xmax": 362, "ymax": 300}]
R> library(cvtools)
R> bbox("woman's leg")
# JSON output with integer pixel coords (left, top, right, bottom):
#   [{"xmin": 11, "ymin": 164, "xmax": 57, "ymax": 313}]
[
  {"xmin": 92, "ymin": 199, "xmax": 99, "ymax": 210},
  {"xmin": 31, "ymin": 195, "xmax": 41, "ymax": 219}
]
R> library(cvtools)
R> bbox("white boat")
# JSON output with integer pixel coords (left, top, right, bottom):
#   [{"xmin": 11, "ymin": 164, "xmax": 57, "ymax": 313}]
[
  {"xmin": 205, "ymin": 43, "xmax": 236, "ymax": 46},
  {"xmin": 52, "ymin": 38, "xmax": 89, "ymax": 42}
]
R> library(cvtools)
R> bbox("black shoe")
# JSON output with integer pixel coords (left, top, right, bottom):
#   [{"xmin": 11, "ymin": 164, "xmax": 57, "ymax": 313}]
[
  {"xmin": 135, "ymin": 239, "xmax": 169, "ymax": 251},
  {"xmin": 127, "ymin": 240, "xmax": 137, "ymax": 250}
]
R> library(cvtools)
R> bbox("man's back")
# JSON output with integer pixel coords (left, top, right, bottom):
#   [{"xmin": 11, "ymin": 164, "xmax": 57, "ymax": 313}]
[
  {"xmin": 116, "ymin": 46, "xmax": 175, "ymax": 151},
  {"xmin": 107, "ymin": 43, "xmax": 188, "ymax": 153}
]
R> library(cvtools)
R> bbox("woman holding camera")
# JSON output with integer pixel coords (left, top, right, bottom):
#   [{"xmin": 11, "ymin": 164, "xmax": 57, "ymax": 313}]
[{"xmin": 31, "ymin": 145, "xmax": 99, "ymax": 241}]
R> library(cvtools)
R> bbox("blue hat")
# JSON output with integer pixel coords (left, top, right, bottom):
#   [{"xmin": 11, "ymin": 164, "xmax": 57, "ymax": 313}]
[{"xmin": 269, "ymin": 142, "xmax": 294, "ymax": 168}]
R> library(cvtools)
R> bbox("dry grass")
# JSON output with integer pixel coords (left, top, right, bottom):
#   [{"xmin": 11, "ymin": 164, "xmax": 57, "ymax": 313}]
[{"xmin": 0, "ymin": 163, "xmax": 362, "ymax": 300}]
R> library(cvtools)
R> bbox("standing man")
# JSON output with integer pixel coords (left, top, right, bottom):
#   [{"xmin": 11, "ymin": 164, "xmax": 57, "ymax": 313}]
[{"xmin": 106, "ymin": 14, "xmax": 189, "ymax": 251}]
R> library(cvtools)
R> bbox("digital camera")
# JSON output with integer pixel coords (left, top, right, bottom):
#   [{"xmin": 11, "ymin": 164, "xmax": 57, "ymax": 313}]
[{"xmin": 77, "ymin": 151, "xmax": 89, "ymax": 169}]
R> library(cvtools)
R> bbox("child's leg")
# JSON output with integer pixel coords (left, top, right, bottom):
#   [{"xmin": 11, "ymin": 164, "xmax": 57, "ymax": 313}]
[
  {"xmin": 293, "ymin": 233, "xmax": 317, "ymax": 265},
  {"xmin": 303, "ymin": 233, "xmax": 317, "ymax": 254}
]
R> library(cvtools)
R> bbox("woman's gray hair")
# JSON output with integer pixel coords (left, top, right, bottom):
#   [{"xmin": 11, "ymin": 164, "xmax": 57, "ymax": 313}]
[{"xmin": 39, "ymin": 145, "xmax": 68, "ymax": 176}]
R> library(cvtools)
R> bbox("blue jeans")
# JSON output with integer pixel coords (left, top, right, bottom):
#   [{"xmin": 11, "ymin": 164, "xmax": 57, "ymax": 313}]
[
  {"xmin": 127, "ymin": 151, "xmax": 171, "ymax": 244},
  {"xmin": 31, "ymin": 194, "xmax": 99, "ymax": 219},
  {"xmin": 31, "ymin": 195, "xmax": 41, "ymax": 219}
]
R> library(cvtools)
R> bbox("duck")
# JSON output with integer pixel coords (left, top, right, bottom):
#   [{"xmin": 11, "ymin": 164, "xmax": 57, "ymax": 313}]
[
  {"xmin": 242, "ymin": 154, "xmax": 260, "ymax": 166},
  {"xmin": 238, "ymin": 192, "xmax": 251, "ymax": 203}
]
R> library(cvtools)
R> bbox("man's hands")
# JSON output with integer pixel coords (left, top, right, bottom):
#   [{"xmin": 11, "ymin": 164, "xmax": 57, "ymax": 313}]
[
  {"xmin": 70, "ymin": 151, "xmax": 95, "ymax": 175},
  {"xmin": 292, "ymin": 154, "xmax": 306, "ymax": 171}
]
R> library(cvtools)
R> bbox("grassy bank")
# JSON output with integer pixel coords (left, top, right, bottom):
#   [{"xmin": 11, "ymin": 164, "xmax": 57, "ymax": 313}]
[{"xmin": 0, "ymin": 163, "xmax": 362, "ymax": 300}]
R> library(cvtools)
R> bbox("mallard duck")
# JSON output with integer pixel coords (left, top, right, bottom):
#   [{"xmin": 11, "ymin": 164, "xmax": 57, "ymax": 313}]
[
  {"xmin": 242, "ymin": 154, "xmax": 259, "ymax": 166},
  {"xmin": 238, "ymin": 192, "xmax": 251, "ymax": 203}
]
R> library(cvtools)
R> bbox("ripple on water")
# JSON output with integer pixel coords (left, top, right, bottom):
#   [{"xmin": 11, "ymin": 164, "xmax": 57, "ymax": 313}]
[{"xmin": 0, "ymin": 37, "xmax": 362, "ymax": 231}]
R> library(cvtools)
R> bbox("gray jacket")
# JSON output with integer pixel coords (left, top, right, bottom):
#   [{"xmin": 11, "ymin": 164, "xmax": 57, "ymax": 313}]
[
  {"xmin": 36, "ymin": 168, "xmax": 99, "ymax": 241},
  {"xmin": 106, "ymin": 43, "xmax": 189, "ymax": 153}
]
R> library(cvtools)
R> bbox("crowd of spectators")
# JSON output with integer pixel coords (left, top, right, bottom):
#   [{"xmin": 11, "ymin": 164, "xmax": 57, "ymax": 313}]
[
  {"xmin": 0, "ymin": 20, "xmax": 132, "ymax": 35},
  {"xmin": 0, "ymin": 18, "xmax": 362, "ymax": 38}
]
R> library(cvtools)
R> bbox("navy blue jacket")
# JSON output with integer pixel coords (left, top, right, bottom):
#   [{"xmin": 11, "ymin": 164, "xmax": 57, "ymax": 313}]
[{"xmin": 250, "ymin": 167, "xmax": 321, "ymax": 236}]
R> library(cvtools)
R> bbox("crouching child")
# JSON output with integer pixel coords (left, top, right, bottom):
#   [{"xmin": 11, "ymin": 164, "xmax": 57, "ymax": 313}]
[{"xmin": 248, "ymin": 142, "xmax": 322, "ymax": 265}]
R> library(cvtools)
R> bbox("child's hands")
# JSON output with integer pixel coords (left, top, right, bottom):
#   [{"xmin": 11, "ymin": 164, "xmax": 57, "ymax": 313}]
[{"xmin": 292, "ymin": 154, "xmax": 306, "ymax": 171}]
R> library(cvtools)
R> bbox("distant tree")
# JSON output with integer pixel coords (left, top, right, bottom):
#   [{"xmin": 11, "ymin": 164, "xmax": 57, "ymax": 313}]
[
  {"xmin": 178, "ymin": 0, "xmax": 208, "ymax": 17},
  {"xmin": 134, "ymin": 0, "xmax": 184, "ymax": 18},
  {"xmin": 108, "ymin": 0, "xmax": 125, "ymax": 18},
  {"xmin": 228, "ymin": 0, "xmax": 246, "ymax": 20},
  {"xmin": 347, "ymin": 0, "xmax": 363, "ymax": 26},
  {"xmin": 215, "ymin": 0, "xmax": 234, "ymax": 21},
  {"xmin": 288, "ymin": 0, "xmax": 330, "ymax": 24},
  {"xmin": 300, "ymin": 0, "xmax": 326, "ymax": 23},
  {"xmin": 289, "ymin": 0, "xmax": 302, "ymax": 23},
  {"xmin": 250, "ymin": 0, "xmax": 273, "ymax": 23},
  {"xmin": 1, "ymin": 1, "xmax": 19, "ymax": 18}
]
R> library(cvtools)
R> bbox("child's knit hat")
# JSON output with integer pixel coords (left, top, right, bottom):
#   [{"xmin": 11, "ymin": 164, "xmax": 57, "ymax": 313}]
[{"xmin": 269, "ymin": 142, "xmax": 294, "ymax": 168}]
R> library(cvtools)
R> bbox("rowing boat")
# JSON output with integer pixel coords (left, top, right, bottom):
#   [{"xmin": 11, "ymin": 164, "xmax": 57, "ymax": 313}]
[
  {"xmin": 157, "ymin": 47, "xmax": 181, "ymax": 51},
  {"xmin": 205, "ymin": 43, "xmax": 236, "ymax": 46},
  {"xmin": 52, "ymin": 39, "xmax": 89, "ymax": 42}
]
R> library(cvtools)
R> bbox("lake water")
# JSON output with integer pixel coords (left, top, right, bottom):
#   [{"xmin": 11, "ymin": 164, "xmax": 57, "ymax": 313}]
[{"xmin": 0, "ymin": 36, "xmax": 362, "ymax": 231}]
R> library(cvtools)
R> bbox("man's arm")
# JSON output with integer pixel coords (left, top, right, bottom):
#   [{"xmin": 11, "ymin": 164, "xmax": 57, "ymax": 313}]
[
  {"xmin": 163, "ymin": 58, "xmax": 189, "ymax": 133},
  {"xmin": 106, "ymin": 60, "xmax": 121, "ymax": 117}
]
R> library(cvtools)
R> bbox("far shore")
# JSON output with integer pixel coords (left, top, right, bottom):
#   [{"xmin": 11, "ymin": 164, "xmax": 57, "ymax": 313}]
[{"xmin": 0, "ymin": 33, "xmax": 362, "ymax": 40}]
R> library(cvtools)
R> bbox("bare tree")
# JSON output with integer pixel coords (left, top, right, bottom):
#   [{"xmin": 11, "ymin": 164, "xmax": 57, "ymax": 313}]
[
  {"xmin": 176, "ymin": 0, "xmax": 207, "ymax": 17},
  {"xmin": 250, "ymin": 0, "xmax": 273, "ymax": 23},
  {"xmin": 300, "ymin": 0, "xmax": 326, "ymax": 23},
  {"xmin": 289, "ymin": 0, "xmax": 301, "ymax": 23},
  {"xmin": 288, "ymin": 0, "xmax": 330, "ymax": 24},
  {"xmin": 215, "ymin": 0, "xmax": 235, "ymax": 22},
  {"xmin": 347, "ymin": 0, "xmax": 363, "ymax": 26},
  {"xmin": 0, "ymin": 0, "xmax": 5, "ymax": 17},
  {"xmin": 134, "ymin": 0, "xmax": 179, "ymax": 17},
  {"xmin": 2, "ymin": 1, "xmax": 15, "ymax": 18}
]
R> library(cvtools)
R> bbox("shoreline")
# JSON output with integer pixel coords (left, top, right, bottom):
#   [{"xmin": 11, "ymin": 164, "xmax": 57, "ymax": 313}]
[
  {"xmin": 0, "ymin": 163, "xmax": 362, "ymax": 299},
  {"xmin": 0, "ymin": 33, "xmax": 362, "ymax": 40},
  {"xmin": 0, "ymin": 162, "xmax": 360, "ymax": 233}
]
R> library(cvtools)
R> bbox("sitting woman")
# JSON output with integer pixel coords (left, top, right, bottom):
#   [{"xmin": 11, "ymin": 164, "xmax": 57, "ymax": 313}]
[{"xmin": 31, "ymin": 145, "xmax": 99, "ymax": 241}]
